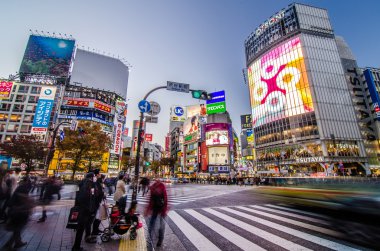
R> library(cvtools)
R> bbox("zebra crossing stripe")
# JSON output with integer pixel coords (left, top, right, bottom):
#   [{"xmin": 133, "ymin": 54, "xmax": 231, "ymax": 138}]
[
  {"xmin": 250, "ymin": 205, "xmax": 330, "ymax": 225},
  {"xmin": 221, "ymin": 207, "xmax": 359, "ymax": 251},
  {"xmin": 185, "ymin": 209, "xmax": 266, "ymax": 251},
  {"xmin": 203, "ymin": 208, "xmax": 311, "ymax": 251},
  {"xmin": 265, "ymin": 204, "xmax": 329, "ymax": 219},
  {"xmin": 168, "ymin": 211, "xmax": 221, "ymax": 251}
]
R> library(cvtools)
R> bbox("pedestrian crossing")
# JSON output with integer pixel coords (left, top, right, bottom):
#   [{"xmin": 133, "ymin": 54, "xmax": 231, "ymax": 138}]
[{"xmin": 165, "ymin": 204, "xmax": 363, "ymax": 251}]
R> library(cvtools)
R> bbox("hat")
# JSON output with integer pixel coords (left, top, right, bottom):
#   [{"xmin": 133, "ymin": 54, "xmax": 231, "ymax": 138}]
[
  {"xmin": 94, "ymin": 169, "xmax": 100, "ymax": 175},
  {"xmin": 86, "ymin": 172, "xmax": 95, "ymax": 178}
]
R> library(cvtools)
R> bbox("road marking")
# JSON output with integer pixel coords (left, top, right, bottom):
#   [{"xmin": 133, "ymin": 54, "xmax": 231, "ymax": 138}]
[
  {"xmin": 265, "ymin": 204, "xmax": 329, "ymax": 219},
  {"xmin": 221, "ymin": 207, "xmax": 359, "ymax": 251},
  {"xmin": 185, "ymin": 209, "xmax": 266, "ymax": 251},
  {"xmin": 249, "ymin": 205, "xmax": 332, "ymax": 227},
  {"xmin": 168, "ymin": 211, "xmax": 221, "ymax": 251},
  {"xmin": 203, "ymin": 208, "xmax": 310, "ymax": 251}
]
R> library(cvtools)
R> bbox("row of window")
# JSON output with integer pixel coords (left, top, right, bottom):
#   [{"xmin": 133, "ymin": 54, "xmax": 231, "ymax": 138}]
[
  {"xmin": 0, "ymin": 103, "xmax": 37, "ymax": 113},
  {"xmin": 0, "ymin": 114, "xmax": 34, "ymax": 122},
  {"xmin": 0, "ymin": 124, "xmax": 32, "ymax": 133},
  {"xmin": 9, "ymin": 85, "xmax": 42, "ymax": 94},
  {"xmin": 3, "ymin": 94, "xmax": 39, "ymax": 103}
]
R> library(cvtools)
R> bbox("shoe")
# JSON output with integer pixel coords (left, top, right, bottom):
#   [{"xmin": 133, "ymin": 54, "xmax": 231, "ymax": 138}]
[
  {"xmin": 14, "ymin": 241, "xmax": 27, "ymax": 248},
  {"xmin": 37, "ymin": 217, "xmax": 46, "ymax": 223},
  {"xmin": 157, "ymin": 241, "xmax": 162, "ymax": 247}
]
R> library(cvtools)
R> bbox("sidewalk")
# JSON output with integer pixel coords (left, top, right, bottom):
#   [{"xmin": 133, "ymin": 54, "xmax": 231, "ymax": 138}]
[{"xmin": 0, "ymin": 200, "xmax": 147, "ymax": 251}]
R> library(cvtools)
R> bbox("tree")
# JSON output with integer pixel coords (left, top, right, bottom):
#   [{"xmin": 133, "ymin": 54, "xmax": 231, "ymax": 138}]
[
  {"xmin": 121, "ymin": 155, "xmax": 136, "ymax": 172},
  {"xmin": 0, "ymin": 135, "xmax": 47, "ymax": 173},
  {"xmin": 56, "ymin": 121, "xmax": 111, "ymax": 179}
]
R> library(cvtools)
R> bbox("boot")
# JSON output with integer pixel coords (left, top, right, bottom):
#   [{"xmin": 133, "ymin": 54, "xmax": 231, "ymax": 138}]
[
  {"xmin": 91, "ymin": 219, "xmax": 102, "ymax": 235},
  {"xmin": 38, "ymin": 210, "xmax": 47, "ymax": 223}
]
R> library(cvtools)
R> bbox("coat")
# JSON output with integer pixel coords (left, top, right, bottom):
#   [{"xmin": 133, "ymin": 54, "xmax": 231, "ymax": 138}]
[
  {"xmin": 145, "ymin": 181, "xmax": 168, "ymax": 217},
  {"xmin": 113, "ymin": 180, "xmax": 126, "ymax": 203}
]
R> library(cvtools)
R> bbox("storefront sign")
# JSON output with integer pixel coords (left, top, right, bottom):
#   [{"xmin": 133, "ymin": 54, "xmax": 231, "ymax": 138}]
[
  {"xmin": 66, "ymin": 99, "xmax": 90, "ymax": 107},
  {"xmin": 145, "ymin": 134, "xmax": 153, "ymax": 142},
  {"xmin": 94, "ymin": 101, "xmax": 111, "ymax": 113},
  {"xmin": 0, "ymin": 81, "xmax": 13, "ymax": 99},
  {"xmin": 295, "ymin": 157, "xmax": 324, "ymax": 163},
  {"xmin": 255, "ymin": 9, "xmax": 285, "ymax": 37}
]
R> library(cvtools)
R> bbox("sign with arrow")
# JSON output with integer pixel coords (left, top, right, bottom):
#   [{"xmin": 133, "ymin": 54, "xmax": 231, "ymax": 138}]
[{"xmin": 138, "ymin": 100, "xmax": 151, "ymax": 113}]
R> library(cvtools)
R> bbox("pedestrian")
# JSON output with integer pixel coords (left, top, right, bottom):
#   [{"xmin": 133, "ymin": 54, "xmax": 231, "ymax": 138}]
[
  {"xmin": 53, "ymin": 176, "xmax": 64, "ymax": 200},
  {"xmin": 145, "ymin": 178, "xmax": 168, "ymax": 248},
  {"xmin": 38, "ymin": 176, "xmax": 57, "ymax": 223},
  {"xmin": 72, "ymin": 172, "xmax": 98, "ymax": 251},
  {"xmin": 91, "ymin": 172, "xmax": 106, "ymax": 236},
  {"xmin": 1, "ymin": 176, "xmax": 33, "ymax": 250},
  {"xmin": 0, "ymin": 169, "xmax": 11, "ymax": 223},
  {"xmin": 114, "ymin": 174, "xmax": 126, "ymax": 205}
]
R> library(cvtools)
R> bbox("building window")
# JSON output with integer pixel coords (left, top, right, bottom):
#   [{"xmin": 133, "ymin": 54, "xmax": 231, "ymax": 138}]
[
  {"xmin": 31, "ymin": 86, "xmax": 41, "ymax": 94},
  {"xmin": 23, "ymin": 115, "xmax": 34, "ymax": 122},
  {"xmin": 0, "ymin": 124, "xmax": 6, "ymax": 132},
  {"xmin": 18, "ymin": 85, "xmax": 29, "ymax": 93},
  {"xmin": 0, "ymin": 103, "xmax": 11, "ymax": 111},
  {"xmin": 12, "ymin": 104, "xmax": 24, "ymax": 112},
  {"xmin": 6, "ymin": 124, "xmax": 19, "ymax": 132},
  {"xmin": 0, "ymin": 114, "xmax": 8, "ymax": 121},
  {"xmin": 28, "ymin": 96, "xmax": 39, "ymax": 103},
  {"xmin": 20, "ymin": 125, "xmax": 31, "ymax": 133},
  {"xmin": 10, "ymin": 115, "xmax": 21, "ymax": 122},
  {"xmin": 16, "ymin": 95, "xmax": 26, "ymax": 102},
  {"xmin": 12, "ymin": 85, "xmax": 17, "ymax": 92},
  {"xmin": 26, "ymin": 105, "xmax": 36, "ymax": 113}
]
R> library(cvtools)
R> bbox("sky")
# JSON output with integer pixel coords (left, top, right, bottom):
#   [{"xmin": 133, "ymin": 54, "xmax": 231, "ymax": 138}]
[{"xmin": 0, "ymin": 0, "xmax": 379, "ymax": 146}]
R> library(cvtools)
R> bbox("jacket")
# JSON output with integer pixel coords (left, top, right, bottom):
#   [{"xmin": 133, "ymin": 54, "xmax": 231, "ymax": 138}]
[{"xmin": 113, "ymin": 180, "xmax": 126, "ymax": 203}]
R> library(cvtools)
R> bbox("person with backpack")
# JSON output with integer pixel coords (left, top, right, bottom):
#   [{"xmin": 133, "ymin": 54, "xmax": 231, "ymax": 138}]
[{"xmin": 145, "ymin": 178, "xmax": 168, "ymax": 248}]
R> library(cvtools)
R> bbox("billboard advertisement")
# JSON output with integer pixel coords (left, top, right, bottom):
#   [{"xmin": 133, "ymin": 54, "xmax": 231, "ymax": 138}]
[
  {"xmin": 70, "ymin": 49, "xmax": 129, "ymax": 98},
  {"xmin": 364, "ymin": 69, "xmax": 380, "ymax": 120},
  {"xmin": 31, "ymin": 86, "xmax": 57, "ymax": 134},
  {"xmin": 241, "ymin": 114, "xmax": 252, "ymax": 130},
  {"xmin": 246, "ymin": 129, "xmax": 254, "ymax": 144},
  {"xmin": 171, "ymin": 106, "xmax": 187, "ymax": 122},
  {"xmin": 204, "ymin": 123, "xmax": 230, "ymax": 132},
  {"xmin": 0, "ymin": 81, "xmax": 13, "ymax": 99},
  {"xmin": 205, "ymin": 131, "xmax": 229, "ymax": 146},
  {"xmin": 19, "ymin": 35, "xmax": 75, "ymax": 77},
  {"xmin": 145, "ymin": 134, "xmax": 153, "ymax": 142},
  {"xmin": 208, "ymin": 147, "xmax": 229, "ymax": 165},
  {"xmin": 65, "ymin": 99, "xmax": 90, "ymax": 107},
  {"xmin": 247, "ymin": 36, "xmax": 313, "ymax": 128},
  {"xmin": 186, "ymin": 104, "xmax": 207, "ymax": 123},
  {"xmin": 206, "ymin": 90, "xmax": 226, "ymax": 115},
  {"xmin": 110, "ymin": 101, "xmax": 127, "ymax": 155}
]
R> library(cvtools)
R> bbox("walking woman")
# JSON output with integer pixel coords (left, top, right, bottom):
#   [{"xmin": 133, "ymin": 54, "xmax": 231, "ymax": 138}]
[{"xmin": 113, "ymin": 174, "xmax": 126, "ymax": 205}]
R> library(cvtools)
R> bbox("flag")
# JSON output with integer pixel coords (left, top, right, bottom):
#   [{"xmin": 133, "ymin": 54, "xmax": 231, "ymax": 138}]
[{"xmin": 59, "ymin": 130, "xmax": 65, "ymax": 142}]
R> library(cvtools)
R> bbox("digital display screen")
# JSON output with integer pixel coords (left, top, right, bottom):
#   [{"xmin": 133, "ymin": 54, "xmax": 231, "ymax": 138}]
[
  {"xmin": 19, "ymin": 35, "xmax": 75, "ymax": 77},
  {"xmin": 205, "ymin": 130, "xmax": 229, "ymax": 146},
  {"xmin": 247, "ymin": 36, "xmax": 313, "ymax": 128}
]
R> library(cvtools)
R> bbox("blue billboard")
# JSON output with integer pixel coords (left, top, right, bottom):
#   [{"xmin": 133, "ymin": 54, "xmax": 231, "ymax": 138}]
[
  {"xmin": 19, "ymin": 35, "xmax": 75, "ymax": 77},
  {"xmin": 206, "ymin": 90, "xmax": 226, "ymax": 104},
  {"xmin": 364, "ymin": 69, "xmax": 380, "ymax": 119},
  {"xmin": 32, "ymin": 99, "xmax": 54, "ymax": 128}
]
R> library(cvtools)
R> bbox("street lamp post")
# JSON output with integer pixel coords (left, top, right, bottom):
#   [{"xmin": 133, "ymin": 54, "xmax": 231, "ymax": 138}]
[{"xmin": 44, "ymin": 121, "xmax": 71, "ymax": 175}]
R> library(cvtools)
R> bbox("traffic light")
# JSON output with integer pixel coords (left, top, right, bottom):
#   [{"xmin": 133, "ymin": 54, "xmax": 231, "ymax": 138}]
[
  {"xmin": 145, "ymin": 161, "xmax": 151, "ymax": 166},
  {"xmin": 191, "ymin": 90, "xmax": 211, "ymax": 100}
]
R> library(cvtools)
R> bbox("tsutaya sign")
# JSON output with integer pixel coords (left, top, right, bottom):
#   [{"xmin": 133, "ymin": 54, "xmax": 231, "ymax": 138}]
[
  {"xmin": 295, "ymin": 157, "xmax": 324, "ymax": 163},
  {"xmin": 255, "ymin": 9, "xmax": 285, "ymax": 36}
]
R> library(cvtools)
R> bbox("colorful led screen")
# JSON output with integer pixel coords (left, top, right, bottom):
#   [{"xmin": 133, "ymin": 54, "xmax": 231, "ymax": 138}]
[
  {"xmin": 247, "ymin": 36, "xmax": 313, "ymax": 128},
  {"xmin": 19, "ymin": 35, "xmax": 75, "ymax": 77}
]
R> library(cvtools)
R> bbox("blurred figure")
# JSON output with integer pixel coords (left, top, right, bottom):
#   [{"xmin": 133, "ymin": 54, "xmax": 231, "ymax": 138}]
[
  {"xmin": 105, "ymin": 176, "xmax": 113, "ymax": 196},
  {"xmin": 91, "ymin": 171, "xmax": 105, "ymax": 236},
  {"xmin": 53, "ymin": 176, "xmax": 64, "ymax": 200},
  {"xmin": 72, "ymin": 172, "xmax": 99, "ymax": 251},
  {"xmin": 114, "ymin": 174, "xmax": 126, "ymax": 205},
  {"xmin": 145, "ymin": 179, "xmax": 168, "ymax": 248},
  {"xmin": 139, "ymin": 177, "xmax": 150, "ymax": 196},
  {"xmin": 1, "ymin": 176, "xmax": 33, "ymax": 250},
  {"xmin": 0, "ymin": 170, "xmax": 19, "ymax": 223},
  {"xmin": 38, "ymin": 176, "xmax": 57, "ymax": 223}
]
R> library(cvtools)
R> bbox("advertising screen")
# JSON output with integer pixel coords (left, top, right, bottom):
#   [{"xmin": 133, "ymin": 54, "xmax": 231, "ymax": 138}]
[
  {"xmin": 19, "ymin": 35, "xmax": 75, "ymax": 77},
  {"xmin": 183, "ymin": 115, "xmax": 199, "ymax": 136},
  {"xmin": 208, "ymin": 147, "xmax": 229, "ymax": 165},
  {"xmin": 186, "ymin": 104, "xmax": 207, "ymax": 123},
  {"xmin": 206, "ymin": 131, "xmax": 229, "ymax": 146},
  {"xmin": 247, "ymin": 36, "xmax": 313, "ymax": 128}
]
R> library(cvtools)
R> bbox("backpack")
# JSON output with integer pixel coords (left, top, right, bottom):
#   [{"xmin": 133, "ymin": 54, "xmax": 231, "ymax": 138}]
[{"xmin": 152, "ymin": 193, "xmax": 165, "ymax": 209}]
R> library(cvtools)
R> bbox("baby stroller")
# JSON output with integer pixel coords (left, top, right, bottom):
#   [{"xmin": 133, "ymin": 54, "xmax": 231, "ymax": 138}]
[{"xmin": 101, "ymin": 196, "xmax": 140, "ymax": 242}]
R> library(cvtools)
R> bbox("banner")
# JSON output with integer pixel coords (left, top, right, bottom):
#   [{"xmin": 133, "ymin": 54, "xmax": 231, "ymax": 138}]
[
  {"xmin": 31, "ymin": 86, "xmax": 57, "ymax": 135},
  {"xmin": 0, "ymin": 81, "xmax": 13, "ymax": 99},
  {"xmin": 110, "ymin": 101, "xmax": 127, "ymax": 154}
]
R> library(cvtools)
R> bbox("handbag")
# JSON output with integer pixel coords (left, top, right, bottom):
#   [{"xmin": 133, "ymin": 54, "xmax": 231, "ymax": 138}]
[{"xmin": 66, "ymin": 206, "xmax": 80, "ymax": 229}]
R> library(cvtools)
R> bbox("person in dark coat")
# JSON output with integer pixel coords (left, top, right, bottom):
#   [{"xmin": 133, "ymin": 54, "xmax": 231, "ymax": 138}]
[
  {"xmin": 37, "ymin": 176, "xmax": 57, "ymax": 223},
  {"xmin": 145, "ymin": 179, "xmax": 168, "ymax": 248},
  {"xmin": 91, "ymin": 171, "xmax": 105, "ymax": 236},
  {"xmin": 1, "ymin": 176, "xmax": 33, "ymax": 250},
  {"xmin": 72, "ymin": 172, "xmax": 98, "ymax": 251}
]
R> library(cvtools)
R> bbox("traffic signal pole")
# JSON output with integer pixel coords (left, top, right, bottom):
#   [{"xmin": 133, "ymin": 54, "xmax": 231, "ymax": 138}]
[{"xmin": 132, "ymin": 86, "xmax": 167, "ymax": 204}]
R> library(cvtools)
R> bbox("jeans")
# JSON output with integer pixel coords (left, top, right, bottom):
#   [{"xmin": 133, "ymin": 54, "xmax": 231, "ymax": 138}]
[{"xmin": 148, "ymin": 213, "xmax": 166, "ymax": 245}]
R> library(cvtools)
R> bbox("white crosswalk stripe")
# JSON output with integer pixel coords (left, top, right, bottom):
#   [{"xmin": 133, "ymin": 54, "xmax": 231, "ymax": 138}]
[{"xmin": 166, "ymin": 204, "xmax": 362, "ymax": 251}]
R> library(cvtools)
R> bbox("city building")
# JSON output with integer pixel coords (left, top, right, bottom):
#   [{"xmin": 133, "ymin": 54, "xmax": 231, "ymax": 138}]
[{"xmin": 245, "ymin": 3, "xmax": 369, "ymax": 176}]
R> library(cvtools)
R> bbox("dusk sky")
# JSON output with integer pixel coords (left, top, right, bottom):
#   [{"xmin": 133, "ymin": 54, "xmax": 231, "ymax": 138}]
[{"xmin": 0, "ymin": 0, "xmax": 379, "ymax": 146}]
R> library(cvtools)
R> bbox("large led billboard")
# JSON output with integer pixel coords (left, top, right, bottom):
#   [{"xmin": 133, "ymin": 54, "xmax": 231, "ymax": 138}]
[
  {"xmin": 205, "ymin": 131, "xmax": 229, "ymax": 146},
  {"xmin": 19, "ymin": 35, "xmax": 75, "ymax": 77},
  {"xmin": 247, "ymin": 36, "xmax": 313, "ymax": 128}
]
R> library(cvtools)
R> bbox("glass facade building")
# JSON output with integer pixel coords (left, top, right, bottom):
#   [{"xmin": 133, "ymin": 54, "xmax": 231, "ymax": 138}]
[{"xmin": 245, "ymin": 3, "xmax": 369, "ymax": 176}]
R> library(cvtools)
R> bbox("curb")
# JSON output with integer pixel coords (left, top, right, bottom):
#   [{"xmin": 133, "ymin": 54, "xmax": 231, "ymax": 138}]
[{"xmin": 118, "ymin": 216, "xmax": 147, "ymax": 251}]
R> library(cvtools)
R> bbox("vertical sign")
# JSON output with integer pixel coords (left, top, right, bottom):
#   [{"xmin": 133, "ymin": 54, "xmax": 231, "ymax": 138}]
[
  {"xmin": 31, "ymin": 86, "xmax": 57, "ymax": 135},
  {"xmin": 240, "ymin": 114, "xmax": 252, "ymax": 130},
  {"xmin": 110, "ymin": 101, "xmax": 127, "ymax": 155},
  {"xmin": 0, "ymin": 81, "xmax": 13, "ymax": 99}
]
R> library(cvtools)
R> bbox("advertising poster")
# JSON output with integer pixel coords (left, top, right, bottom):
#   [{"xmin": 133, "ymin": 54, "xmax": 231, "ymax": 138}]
[
  {"xmin": 241, "ymin": 114, "xmax": 252, "ymax": 130},
  {"xmin": 205, "ymin": 123, "xmax": 229, "ymax": 132},
  {"xmin": 201, "ymin": 142, "xmax": 208, "ymax": 171},
  {"xmin": 19, "ymin": 35, "xmax": 75, "ymax": 77},
  {"xmin": 246, "ymin": 129, "xmax": 254, "ymax": 144},
  {"xmin": 183, "ymin": 115, "xmax": 199, "ymax": 136},
  {"xmin": 206, "ymin": 90, "xmax": 226, "ymax": 115},
  {"xmin": 364, "ymin": 69, "xmax": 380, "ymax": 120},
  {"xmin": 248, "ymin": 36, "xmax": 313, "ymax": 128},
  {"xmin": 31, "ymin": 86, "xmax": 57, "ymax": 135},
  {"xmin": 171, "ymin": 106, "xmax": 187, "ymax": 122},
  {"xmin": 186, "ymin": 104, "xmax": 207, "ymax": 123},
  {"xmin": 0, "ymin": 81, "xmax": 13, "ymax": 99},
  {"xmin": 205, "ymin": 131, "xmax": 229, "ymax": 146},
  {"xmin": 110, "ymin": 101, "xmax": 127, "ymax": 155},
  {"xmin": 145, "ymin": 134, "xmax": 153, "ymax": 142},
  {"xmin": 208, "ymin": 147, "xmax": 229, "ymax": 165}
]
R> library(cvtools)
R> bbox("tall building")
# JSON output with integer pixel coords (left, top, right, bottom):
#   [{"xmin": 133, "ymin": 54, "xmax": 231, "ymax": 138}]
[{"xmin": 245, "ymin": 3, "xmax": 369, "ymax": 176}]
